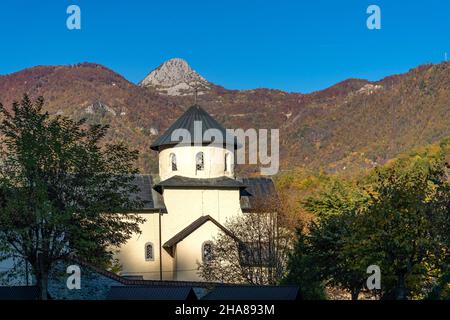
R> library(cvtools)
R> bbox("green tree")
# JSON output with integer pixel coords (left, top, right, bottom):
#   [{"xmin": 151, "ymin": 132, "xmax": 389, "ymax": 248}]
[
  {"xmin": 282, "ymin": 227, "xmax": 327, "ymax": 300},
  {"xmin": 358, "ymin": 151, "xmax": 449, "ymax": 299},
  {"xmin": 294, "ymin": 140, "xmax": 449, "ymax": 300},
  {"xmin": 302, "ymin": 181, "xmax": 370, "ymax": 299},
  {"xmin": 427, "ymin": 266, "xmax": 450, "ymax": 300},
  {"xmin": 0, "ymin": 95, "xmax": 145, "ymax": 299}
]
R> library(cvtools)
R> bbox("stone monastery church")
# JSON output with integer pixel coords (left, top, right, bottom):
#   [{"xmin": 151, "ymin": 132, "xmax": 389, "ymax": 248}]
[{"xmin": 116, "ymin": 104, "xmax": 275, "ymax": 282}]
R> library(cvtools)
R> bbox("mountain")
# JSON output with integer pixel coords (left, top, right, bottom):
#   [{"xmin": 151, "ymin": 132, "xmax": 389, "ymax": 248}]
[
  {"xmin": 139, "ymin": 58, "xmax": 212, "ymax": 96},
  {"xmin": 0, "ymin": 60, "xmax": 449, "ymax": 175}
]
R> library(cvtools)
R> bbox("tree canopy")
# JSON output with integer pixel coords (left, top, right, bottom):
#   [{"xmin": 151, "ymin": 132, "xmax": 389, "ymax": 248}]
[
  {"xmin": 284, "ymin": 137, "xmax": 449, "ymax": 300},
  {"xmin": 0, "ymin": 95, "xmax": 145, "ymax": 299}
]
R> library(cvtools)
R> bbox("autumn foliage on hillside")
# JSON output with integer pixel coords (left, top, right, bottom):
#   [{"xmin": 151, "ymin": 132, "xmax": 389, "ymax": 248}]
[
  {"xmin": 282, "ymin": 137, "xmax": 449, "ymax": 300},
  {"xmin": 0, "ymin": 62, "xmax": 448, "ymax": 174}
]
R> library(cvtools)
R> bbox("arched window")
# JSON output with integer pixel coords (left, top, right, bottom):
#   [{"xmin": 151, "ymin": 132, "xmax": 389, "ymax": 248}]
[
  {"xmin": 145, "ymin": 242, "xmax": 154, "ymax": 261},
  {"xmin": 170, "ymin": 153, "xmax": 177, "ymax": 171},
  {"xmin": 224, "ymin": 152, "xmax": 231, "ymax": 172},
  {"xmin": 202, "ymin": 241, "xmax": 213, "ymax": 262},
  {"xmin": 196, "ymin": 152, "xmax": 204, "ymax": 171}
]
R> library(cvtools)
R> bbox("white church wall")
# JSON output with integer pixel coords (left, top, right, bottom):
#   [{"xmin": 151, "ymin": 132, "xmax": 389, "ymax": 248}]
[
  {"xmin": 162, "ymin": 188, "xmax": 242, "ymax": 233},
  {"xmin": 175, "ymin": 220, "xmax": 223, "ymax": 281},
  {"xmin": 159, "ymin": 145, "xmax": 234, "ymax": 181},
  {"xmin": 160, "ymin": 188, "xmax": 242, "ymax": 281},
  {"xmin": 115, "ymin": 213, "xmax": 174, "ymax": 281},
  {"xmin": 116, "ymin": 187, "xmax": 242, "ymax": 281}
]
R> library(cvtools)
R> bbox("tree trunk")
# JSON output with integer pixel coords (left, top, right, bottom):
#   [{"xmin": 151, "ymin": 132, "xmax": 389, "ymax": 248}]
[
  {"xmin": 395, "ymin": 274, "xmax": 407, "ymax": 300},
  {"xmin": 351, "ymin": 289, "xmax": 360, "ymax": 300},
  {"xmin": 37, "ymin": 253, "xmax": 49, "ymax": 300},
  {"xmin": 37, "ymin": 271, "xmax": 49, "ymax": 300}
]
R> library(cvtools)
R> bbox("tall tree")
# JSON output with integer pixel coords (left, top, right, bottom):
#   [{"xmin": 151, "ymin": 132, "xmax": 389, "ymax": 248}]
[
  {"xmin": 288, "ymin": 139, "xmax": 449, "ymax": 300},
  {"xmin": 282, "ymin": 227, "xmax": 327, "ymax": 300},
  {"xmin": 302, "ymin": 181, "xmax": 370, "ymax": 299},
  {"xmin": 0, "ymin": 95, "xmax": 144, "ymax": 299},
  {"xmin": 357, "ymin": 150, "xmax": 449, "ymax": 299}
]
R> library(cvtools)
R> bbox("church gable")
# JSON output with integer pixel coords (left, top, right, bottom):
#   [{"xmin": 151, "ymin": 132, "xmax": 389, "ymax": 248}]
[{"xmin": 163, "ymin": 215, "xmax": 235, "ymax": 257}]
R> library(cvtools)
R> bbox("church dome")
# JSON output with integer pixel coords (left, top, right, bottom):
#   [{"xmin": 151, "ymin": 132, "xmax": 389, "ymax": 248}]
[{"xmin": 150, "ymin": 105, "xmax": 237, "ymax": 151}]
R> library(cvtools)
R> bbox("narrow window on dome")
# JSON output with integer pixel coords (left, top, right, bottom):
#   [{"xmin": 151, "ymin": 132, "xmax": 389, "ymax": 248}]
[
  {"xmin": 170, "ymin": 153, "xmax": 177, "ymax": 171},
  {"xmin": 196, "ymin": 152, "xmax": 204, "ymax": 171}
]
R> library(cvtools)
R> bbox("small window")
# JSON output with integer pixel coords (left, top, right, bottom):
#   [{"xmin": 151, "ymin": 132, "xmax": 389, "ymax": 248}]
[
  {"xmin": 196, "ymin": 152, "xmax": 204, "ymax": 171},
  {"xmin": 145, "ymin": 242, "xmax": 154, "ymax": 261},
  {"xmin": 170, "ymin": 153, "xmax": 177, "ymax": 171},
  {"xmin": 202, "ymin": 241, "xmax": 213, "ymax": 262}
]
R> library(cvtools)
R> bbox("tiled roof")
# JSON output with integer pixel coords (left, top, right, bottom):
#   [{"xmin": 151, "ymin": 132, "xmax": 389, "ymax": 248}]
[
  {"xmin": 0, "ymin": 286, "xmax": 39, "ymax": 300},
  {"xmin": 202, "ymin": 285, "xmax": 299, "ymax": 300},
  {"xmin": 127, "ymin": 174, "xmax": 166, "ymax": 212},
  {"xmin": 107, "ymin": 286, "xmax": 197, "ymax": 300},
  {"xmin": 150, "ymin": 105, "xmax": 237, "ymax": 151},
  {"xmin": 136, "ymin": 175, "xmax": 276, "ymax": 211},
  {"xmin": 68, "ymin": 256, "xmax": 219, "ymax": 287},
  {"xmin": 239, "ymin": 177, "xmax": 277, "ymax": 211},
  {"xmin": 154, "ymin": 175, "xmax": 246, "ymax": 194}
]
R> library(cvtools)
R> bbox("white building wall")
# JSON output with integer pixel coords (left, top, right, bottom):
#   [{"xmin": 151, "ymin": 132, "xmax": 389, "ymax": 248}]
[
  {"xmin": 115, "ymin": 213, "xmax": 174, "ymax": 281},
  {"xmin": 117, "ymin": 141, "xmax": 243, "ymax": 281},
  {"xmin": 175, "ymin": 221, "xmax": 222, "ymax": 281},
  {"xmin": 159, "ymin": 145, "xmax": 234, "ymax": 181},
  {"xmin": 162, "ymin": 188, "xmax": 242, "ymax": 229},
  {"xmin": 116, "ymin": 187, "xmax": 242, "ymax": 281}
]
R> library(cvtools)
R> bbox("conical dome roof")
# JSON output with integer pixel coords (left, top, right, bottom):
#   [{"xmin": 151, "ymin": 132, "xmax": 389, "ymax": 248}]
[{"xmin": 150, "ymin": 105, "xmax": 236, "ymax": 151}]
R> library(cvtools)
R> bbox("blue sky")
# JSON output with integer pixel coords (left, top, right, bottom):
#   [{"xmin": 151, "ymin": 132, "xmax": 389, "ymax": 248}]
[{"xmin": 0, "ymin": 0, "xmax": 448, "ymax": 93}]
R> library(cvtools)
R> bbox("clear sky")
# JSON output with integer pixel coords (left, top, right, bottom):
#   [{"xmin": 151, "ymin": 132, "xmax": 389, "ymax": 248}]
[{"xmin": 0, "ymin": 0, "xmax": 448, "ymax": 93}]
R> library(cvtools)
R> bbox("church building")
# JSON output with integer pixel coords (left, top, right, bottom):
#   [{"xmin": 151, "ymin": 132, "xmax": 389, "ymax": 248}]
[{"xmin": 116, "ymin": 105, "xmax": 275, "ymax": 282}]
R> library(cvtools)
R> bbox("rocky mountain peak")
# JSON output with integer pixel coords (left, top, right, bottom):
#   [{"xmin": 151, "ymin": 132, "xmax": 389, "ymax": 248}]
[{"xmin": 139, "ymin": 58, "xmax": 210, "ymax": 96}]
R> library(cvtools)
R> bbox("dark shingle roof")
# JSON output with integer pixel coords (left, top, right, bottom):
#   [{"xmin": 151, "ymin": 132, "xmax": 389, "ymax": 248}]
[
  {"xmin": 128, "ymin": 175, "xmax": 276, "ymax": 212},
  {"xmin": 128, "ymin": 174, "xmax": 165, "ymax": 212},
  {"xmin": 0, "ymin": 286, "xmax": 39, "ymax": 300},
  {"xmin": 154, "ymin": 175, "xmax": 246, "ymax": 194},
  {"xmin": 163, "ymin": 215, "xmax": 237, "ymax": 256},
  {"xmin": 150, "ymin": 105, "xmax": 236, "ymax": 151},
  {"xmin": 66, "ymin": 256, "xmax": 221, "ymax": 287},
  {"xmin": 202, "ymin": 285, "xmax": 299, "ymax": 300},
  {"xmin": 107, "ymin": 286, "xmax": 197, "ymax": 300},
  {"xmin": 239, "ymin": 177, "xmax": 276, "ymax": 210}
]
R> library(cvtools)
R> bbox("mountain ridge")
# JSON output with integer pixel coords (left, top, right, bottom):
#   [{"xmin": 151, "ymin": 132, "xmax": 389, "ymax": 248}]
[{"xmin": 0, "ymin": 60, "xmax": 448, "ymax": 174}]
